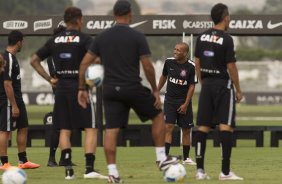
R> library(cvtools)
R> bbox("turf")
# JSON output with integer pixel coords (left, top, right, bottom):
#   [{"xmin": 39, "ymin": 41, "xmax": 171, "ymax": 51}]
[{"xmin": 1, "ymin": 146, "xmax": 282, "ymax": 184}]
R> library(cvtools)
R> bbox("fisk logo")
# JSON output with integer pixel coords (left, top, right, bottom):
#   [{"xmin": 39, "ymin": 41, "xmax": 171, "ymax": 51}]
[
  {"xmin": 34, "ymin": 19, "xmax": 52, "ymax": 31},
  {"xmin": 3, "ymin": 20, "xmax": 28, "ymax": 29},
  {"xmin": 153, "ymin": 20, "xmax": 176, "ymax": 29}
]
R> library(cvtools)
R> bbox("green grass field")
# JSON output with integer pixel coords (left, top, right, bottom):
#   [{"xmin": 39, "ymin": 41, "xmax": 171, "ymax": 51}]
[
  {"xmin": 2, "ymin": 146, "xmax": 282, "ymax": 184},
  {"xmin": 2, "ymin": 104, "xmax": 281, "ymax": 183}
]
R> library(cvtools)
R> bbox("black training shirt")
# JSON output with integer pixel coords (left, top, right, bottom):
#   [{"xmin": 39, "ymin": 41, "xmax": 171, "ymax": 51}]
[
  {"xmin": 89, "ymin": 24, "xmax": 151, "ymax": 86},
  {"xmin": 0, "ymin": 51, "xmax": 22, "ymax": 100},
  {"xmin": 195, "ymin": 28, "xmax": 236, "ymax": 81},
  {"xmin": 162, "ymin": 58, "xmax": 197, "ymax": 103}
]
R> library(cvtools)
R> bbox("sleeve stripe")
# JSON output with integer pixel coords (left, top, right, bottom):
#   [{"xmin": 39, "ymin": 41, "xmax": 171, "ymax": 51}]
[{"xmin": 8, "ymin": 53, "xmax": 13, "ymax": 77}]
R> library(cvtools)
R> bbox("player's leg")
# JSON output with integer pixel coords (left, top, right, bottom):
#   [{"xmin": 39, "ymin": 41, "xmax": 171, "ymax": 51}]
[
  {"xmin": 195, "ymin": 85, "xmax": 212, "ymax": 180},
  {"xmin": 165, "ymin": 124, "xmax": 174, "ymax": 155},
  {"xmin": 47, "ymin": 127, "xmax": 59, "ymax": 166},
  {"xmin": 217, "ymin": 87, "xmax": 243, "ymax": 180},
  {"xmin": 0, "ymin": 101, "xmax": 12, "ymax": 169},
  {"xmin": 16, "ymin": 101, "xmax": 40, "ymax": 169}
]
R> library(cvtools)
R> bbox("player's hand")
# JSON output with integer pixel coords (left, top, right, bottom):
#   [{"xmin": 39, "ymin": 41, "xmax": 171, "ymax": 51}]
[
  {"xmin": 49, "ymin": 78, "xmax": 58, "ymax": 88},
  {"xmin": 177, "ymin": 104, "xmax": 187, "ymax": 114},
  {"xmin": 12, "ymin": 105, "xmax": 20, "ymax": 118},
  {"xmin": 153, "ymin": 90, "xmax": 161, "ymax": 109},
  {"xmin": 77, "ymin": 90, "xmax": 89, "ymax": 108},
  {"xmin": 236, "ymin": 91, "xmax": 243, "ymax": 103}
]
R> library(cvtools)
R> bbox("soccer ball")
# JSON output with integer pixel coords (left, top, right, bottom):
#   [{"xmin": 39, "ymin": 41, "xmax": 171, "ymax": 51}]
[
  {"xmin": 85, "ymin": 64, "xmax": 104, "ymax": 87},
  {"xmin": 2, "ymin": 166, "xmax": 27, "ymax": 184},
  {"xmin": 163, "ymin": 163, "xmax": 186, "ymax": 182}
]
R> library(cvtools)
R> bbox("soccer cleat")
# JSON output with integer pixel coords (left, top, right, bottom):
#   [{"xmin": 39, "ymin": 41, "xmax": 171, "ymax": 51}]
[
  {"xmin": 158, "ymin": 155, "xmax": 180, "ymax": 171},
  {"xmin": 65, "ymin": 168, "xmax": 75, "ymax": 180},
  {"xmin": 47, "ymin": 160, "xmax": 59, "ymax": 167},
  {"xmin": 219, "ymin": 171, "xmax": 244, "ymax": 180},
  {"xmin": 0, "ymin": 163, "xmax": 12, "ymax": 170},
  {"xmin": 18, "ymin": 161, "xmax": 40, "ymax": 169},
  {"xmin": 108, "ymin": 175, "xmax": 123, "ymax": 183},
  {"xmin": 84, "ymin": 171, "xmax": 108, "ymax": 179},
  {"xmin": 196, "ymin": 170, "xmax": 211, "ymax": 180},
  {"xmin": 182, "ymin": 158, "xmax": 196, "ymax": 165}
]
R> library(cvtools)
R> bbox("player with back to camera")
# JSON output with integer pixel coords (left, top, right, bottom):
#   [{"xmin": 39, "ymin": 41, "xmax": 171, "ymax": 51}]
[
  {"xmin": 30, "ymin": 7, "xmax": 107, "ymax": 180},
  {"xmin": 78, "ymin": 0, "xmax": 179, "ymax": 183},
  {"xmin": 157, "ymin": 42, "xmax": 197, "ymax": 166},
  {"xmin": 0, "ymin": 30, "xmax": 40, "ymax": 170},
  {"xmin": 194, "ymin": 3, "xmax": 243, "ymax": 180}
]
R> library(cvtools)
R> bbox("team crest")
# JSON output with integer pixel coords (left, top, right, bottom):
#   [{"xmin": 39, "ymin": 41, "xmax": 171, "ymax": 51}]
[{"xmin": 180, "ymin": 70, "xmax": 187, "ymax": 77}]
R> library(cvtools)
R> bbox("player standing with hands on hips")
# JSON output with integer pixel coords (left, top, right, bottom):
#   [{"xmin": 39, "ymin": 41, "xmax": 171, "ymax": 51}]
[
  {"xmin": 78, "ymin": 0, "xmax": 179, "ymax": 183},
  {"xmin": 157, "ymin": 42, "xmax": 197, "ymax": 166},
  {"xmin": 30, "ymin": 7, "xmax": 107, "ymax": 180},
  {"xmin": 194, "ymin": 3, "xmax": 243, "ymax": 180}
]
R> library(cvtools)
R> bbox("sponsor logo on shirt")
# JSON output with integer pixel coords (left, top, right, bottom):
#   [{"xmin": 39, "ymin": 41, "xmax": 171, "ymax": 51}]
[
  {"xmin": 59, "ymin": 53, "xmax": 72, "ymax": 59},
  {"xmin": 153, "ymin": 20, "xmax": 176, "ymax": 29},
  {"xmin": 203, "ymin": 50, "xmax": 215, "ymax": 57},
  {"xmin": 3, "ymin": 20, "xmax": 28, "ymax": 29},
  {"xmin": 169, "ymin": 77, "xmax": 187, "ymax": 85},
  {"xmin": 229, "ymin": 20, "xmax": 263, "ymax": 29},
  {"xmin": 54, "ymin": 36, "xmax": 80, "ymax": 43},
  {"xmin": 34, "ymin": 19, "xmax": 52, "ymax": 31},
  {"xmin": 200, "ymin": 34, "xmax": 223, "ymax": 45}
]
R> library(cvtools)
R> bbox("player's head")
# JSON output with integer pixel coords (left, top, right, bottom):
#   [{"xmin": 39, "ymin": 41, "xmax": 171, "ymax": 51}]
[
  {"xmin": 53, "ymin": 25, "xmax": 66, "ymax": 35},
  {"xmin": 64, "ymin": 7, "xmax": 83, "ymax": 28},
  {"xmin": 174, "ymin": 42, "xmax": 189, "ymax": 61},
  {"xmin": 211, "ymin": 3, "xmax": 230, "ymax": 30},
  {"xmin": 8, "ymin": 30, "xmax": 24, "ymax": 52},
  {"xmin": 0, "ymin": 53, "xmax": 5, "ymax": 73},
  {"xmin": 113, "ymin": 0, "xmax": 132, "ymax": 22}
]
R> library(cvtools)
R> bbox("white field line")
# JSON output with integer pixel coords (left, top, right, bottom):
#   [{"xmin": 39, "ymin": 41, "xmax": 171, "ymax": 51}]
[{"xmin": 237, "ymin": 117, "xmax": 282, "ymax": 121}]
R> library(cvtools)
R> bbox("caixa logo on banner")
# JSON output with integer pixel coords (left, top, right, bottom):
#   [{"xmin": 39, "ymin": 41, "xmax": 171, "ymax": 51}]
[{"xmin": 3, "ymin": 20, "xmax": 28, "ymax": 29}]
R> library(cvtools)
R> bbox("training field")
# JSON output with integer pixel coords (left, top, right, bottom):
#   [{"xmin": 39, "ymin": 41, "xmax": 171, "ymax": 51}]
[{"xmin": 2, "ymin": 104, "xmax": 282, "ymax": 184}]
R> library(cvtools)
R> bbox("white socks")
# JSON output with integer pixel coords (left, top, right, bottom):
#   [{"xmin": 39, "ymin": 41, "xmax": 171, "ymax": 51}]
[
  {"xmin": 108, "ymin": 164, "xmax": 119, "ymax": 178},
  {"xmin": 155, "ymin": 147, "xmax": 166, "ymax": 162}
]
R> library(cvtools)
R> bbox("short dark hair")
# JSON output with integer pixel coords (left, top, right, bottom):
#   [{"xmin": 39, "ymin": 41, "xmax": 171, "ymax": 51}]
[
  {"xmin": 64, "ymin": 7, "xmax": 82, "ymax": 24},
  {"xmin": 113, "ymin": 0, "xmax": 131, "ymax": 16},
  {"xmin": 8, "ymin": 30, "xmax": 23, "ymax": 46},
  {"xmin": 211, "ymin": 3, "xmax": 229, "ymax": 25}
]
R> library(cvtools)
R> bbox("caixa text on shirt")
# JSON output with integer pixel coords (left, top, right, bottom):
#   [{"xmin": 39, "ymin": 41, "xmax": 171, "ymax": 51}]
[{"xmin": 169, "ymin": 77, "xmax": 188, "ymax": 85}]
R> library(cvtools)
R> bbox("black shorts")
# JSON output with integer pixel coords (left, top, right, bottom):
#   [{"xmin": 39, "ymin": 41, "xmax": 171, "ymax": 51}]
[
  {"xmin": 103, "ymin": 84, "xmax": 162, "ymax": 129},
  {"xmin": 164, "ymin": 101, "xmax": 194, "ymax": 128},
  {"xmin": 53, "ymin": 90, "xmax": 96, "ymax": 130},
  {"xmin": 197, "ymin": 83, "xmax": 236, "ymax": 128},
  {"xmin": 0, "ymin": 99, "xmax": 28, "ymax": 131}
]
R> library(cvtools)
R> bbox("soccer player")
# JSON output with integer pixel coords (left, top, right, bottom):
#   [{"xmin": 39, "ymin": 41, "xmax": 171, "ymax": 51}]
[
  {"xmin": 0, "ymin": 30, "xmax": 40, "ymax": 170},
  {"xmin": 45, "ymin": 25, "xmax": 75, "ymax": 167},
  {"xmin": 78, "ymin": 0, "xmax": 179, "ymax": 183},
  {"xmin": 194, "ymin": 3, "xmax": 243, "ymax": 180},
  {"xmin": 30, "ymin": 7, "xmax": 107, "ymax": 180},
  {"xmin": 157, "ymin": 42, "xmax": 197, "ymax": 166}
]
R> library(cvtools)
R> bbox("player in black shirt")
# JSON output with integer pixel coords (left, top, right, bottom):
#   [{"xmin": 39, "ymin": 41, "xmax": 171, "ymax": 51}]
[
  {"xmin": 78, "ymin": 1, "xmax": 179, "ymax": 183},
  {"xmin": 30, "ymin": 7, "xmax": 107, "ymax": 180},
  {"xmin": 194, "ymin": 3, "xmax": 243, "ymax": 180},
  {"xmin": 0, "ymin": 31, "xmax": 40, "ymax": 170},
  {"xmin": 157, "ymin": 42, "xmax": 197, "ymax": 166}
]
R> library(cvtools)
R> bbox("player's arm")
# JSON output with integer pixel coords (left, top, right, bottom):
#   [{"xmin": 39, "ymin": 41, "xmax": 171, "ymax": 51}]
[
  {"xmin": 195, "ymin": 57, "xmax": 202, "ymax": 84},
  {"xmin": 178, "ymin": 84, "xmax": 195, "ymax": 114},
  {"xmin": 30, "ymin": 54, "xmax": 57, "ymax": 88},
  {"xmin": 227, "ymin": 62, "xmax": 242, "ymax": 103},
  {"xmin": 140, "ymin": 55, "xmax": 161, "ymax": 109},
  {"xmin": 3, "ymin": 80, "xmax": 19, "ymax": 117},
  {"xmin": 78, "ymin": 51, "xmax": 97, "ymax": 108},
  {"xmin": 157, "ymin": 75, "xmax": 167, "ymax": 91}
]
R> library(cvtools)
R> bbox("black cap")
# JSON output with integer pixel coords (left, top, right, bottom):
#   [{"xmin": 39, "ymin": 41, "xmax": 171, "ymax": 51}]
[{"xmin": 113, "ymin": 0, "xmax": 131, "ymax": 16}]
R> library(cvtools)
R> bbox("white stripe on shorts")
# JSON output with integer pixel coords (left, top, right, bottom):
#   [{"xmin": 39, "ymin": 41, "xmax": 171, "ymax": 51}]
[
  {"xmin": 88, "ymin": 90, "xmax": 96, "ymax": 128},
  {"xmin": 7, "ymin": 104, "xmax": 11, "ymax": 131},
  {"xmin": 227, "ymin": 89, "xmax": 234, "ymax": 125}
]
